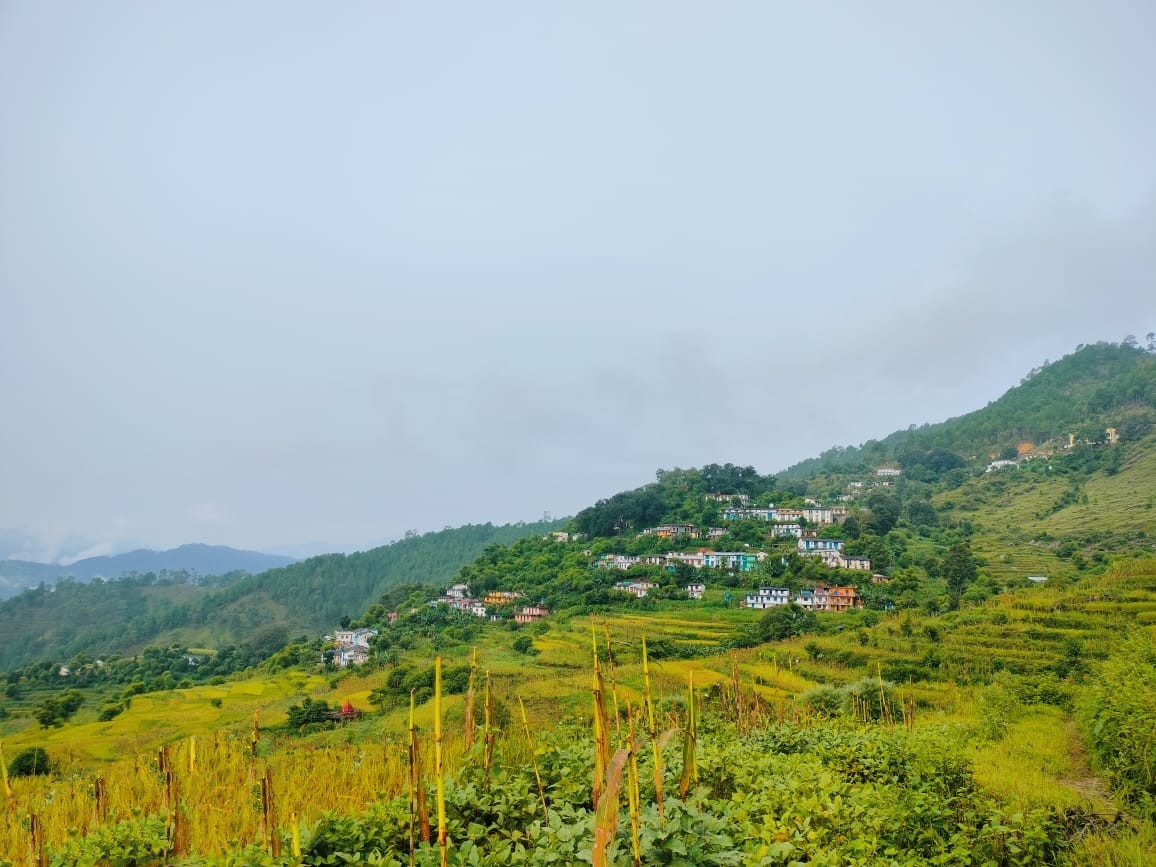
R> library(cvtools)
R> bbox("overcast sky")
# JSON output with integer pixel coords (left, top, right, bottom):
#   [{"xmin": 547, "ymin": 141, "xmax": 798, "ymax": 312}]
[{"xmin": 2, "ymin": 2, "xmax": 1154, "ymax": 562}]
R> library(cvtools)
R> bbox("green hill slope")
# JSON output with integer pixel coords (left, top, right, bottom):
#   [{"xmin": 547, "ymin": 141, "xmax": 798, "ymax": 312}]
[
  {"xmin": 781, "ymin": 341, "xmax": 1156, "ymax": 478},
  {"xmin": 408, "ymin": 342, "xmax": 1156, "ymax": 624},
  {"xmin": 935, "ymin": 431, "xmax": 1156, "ymax": 584},
  {"xmin": 0, "ymin": 521, "xmax": 560, "ymax": 669}
]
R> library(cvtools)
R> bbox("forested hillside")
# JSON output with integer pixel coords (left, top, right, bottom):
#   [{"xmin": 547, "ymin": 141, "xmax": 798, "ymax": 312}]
[
  {"xmin": 0, "ymin": 521, "xmax": 560, "ymax": 669},
  {"xmin": 781, "ymin": 341, "xmax": 1156, "ymax": 479}
]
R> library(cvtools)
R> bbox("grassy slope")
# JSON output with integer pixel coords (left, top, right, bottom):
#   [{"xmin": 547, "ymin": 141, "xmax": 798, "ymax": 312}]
[
  {"xmin": 9, "ymin": 558, "xmax": 1153, "ymax": 762},
  {"xmin": 936, "ymin": 433, "xmax": 1156, "ymax": 584}
]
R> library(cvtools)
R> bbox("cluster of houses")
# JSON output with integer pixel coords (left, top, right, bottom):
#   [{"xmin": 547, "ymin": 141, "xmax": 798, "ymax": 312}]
[
  {"xmin": 743, "ymin": 583, "xmax": 861, "ymax": 612},
  {"xmin": 595, "ymin": 549, "xmax": 768, "ymax": 572},
  {"xmin": 428, "ymin": 583, "xmax": 549, "ymax": 624},
  {"xmin": 796, "ymin": 537, "xmax": 871, "ymax": 571},
  {"xmin": 331, "ymin": 627, "xmax": 378, "ymax": 667},
  {"xmin": 612, "ymin": 577, "xmax": 860, "ymax": 610},
  {"xmin": 615, "ymin": 579, "xmax": 708, "ymax": 599},
  {"xmin": 721, "ymin": 505, "xmax": 847, "ymax": 526},
  {"xmin": 641, "ymin": 523, "xmax": 729, "ymax": 540},
  {"xmin": 594, "ymin": 536, "xmax": 870, "ymax": 575}
]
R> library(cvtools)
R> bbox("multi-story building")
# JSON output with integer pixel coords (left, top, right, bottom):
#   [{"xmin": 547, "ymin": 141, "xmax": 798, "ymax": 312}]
[
  {"xmin": 514, "ymin": 605, "xmax": 549, "ymax": 624},
  {"xmin": 743, "ymin": 587, "xmax": 790, "ymax": 609}
]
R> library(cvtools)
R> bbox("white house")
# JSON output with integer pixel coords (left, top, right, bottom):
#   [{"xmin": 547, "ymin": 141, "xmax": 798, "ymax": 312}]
[
  {"xmin": 702, "ymin": 551, "xmax": 761, "ymax": 571},
  {"xmin": 744, "ymin": 587, "xmax": 790, "ymax": 609},
  {"xmin": 336, "ymin": 646, "xmax": 369, "ymax": 667},
  {"xmin": 686, "ymin": 582, "xmax": 706, "ymax": 600},
  {"xmin": 595, "ymin": 554, "xmax": 642, "ymax": 570},
  {"xmin": 615, "ymin": 580, "xmax": 658, "ymax": 598},
  {"xmin": 986, "ymin": 460, "xmax": 1018, "ymax": 472},
  {"xmin": 875, "ymin": 467, "xmax": 902, "ymax": 477},
  {"xmin": 798, "ymin": 538, "xmax": 844, "ymax": 553},
  {"xmin": 334, "ymin": 628, "xmax": 378, "ymax": 649},
  {"xmin": 666, "ymin": 551, "xmax": 706, "ymax": 569},
  {"xmin": 723, "ymin": 507, "xmax": 776, "ymax": 522},
  {"xmin": 706, "ymin": 492, "xmax": 750, "ymax": 505},
  {"xmin": 769, "ymin": 523, "xmax": 803, "ymax": 538},
  {"xmin": 800, "ymin": 507, "xmax": 834, "ymax": 525}
]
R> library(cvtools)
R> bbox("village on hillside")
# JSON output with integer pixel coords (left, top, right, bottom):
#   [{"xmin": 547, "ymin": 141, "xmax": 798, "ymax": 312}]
[{"xmin": 323, "ymin": 487, "xmax": 899, "ymax": 666}]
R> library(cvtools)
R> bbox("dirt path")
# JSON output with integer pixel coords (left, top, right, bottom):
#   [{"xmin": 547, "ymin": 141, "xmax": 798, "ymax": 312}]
[{"xmin": 1060, "ymin": 719, "xmax": 1118, "ymax": 821}]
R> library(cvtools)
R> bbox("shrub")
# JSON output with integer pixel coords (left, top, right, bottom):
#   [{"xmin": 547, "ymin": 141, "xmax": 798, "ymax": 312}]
[
  {"xmin": 97, "ymin": 702, "xmax": 127, "ymax": 721},
  {"xmin": 800, "ymin": 685, "xmax": 843, "ymax": 718},
  {"xmin": 512, "ymin": 634, "xmax": 537, "ymax": 655},
  {"xmin": 8, "ymin": 746, "xmax": 51, "ymax": 777},
  {"xmin": 286, "ymin": 697, "xmax": 336, "ymax": 730},
  {"xmin": 49, "ymin": 815, "xmax": 167, "ymax": 865}
]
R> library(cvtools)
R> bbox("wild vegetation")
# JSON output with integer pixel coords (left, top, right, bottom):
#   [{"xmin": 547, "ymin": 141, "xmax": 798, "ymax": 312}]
[{"xmin": 2, "ymin": 556, "xmax": 1153, "ymax": 864}]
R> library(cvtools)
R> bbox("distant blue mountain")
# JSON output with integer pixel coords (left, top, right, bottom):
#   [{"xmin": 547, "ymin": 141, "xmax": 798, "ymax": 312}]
[{"xmin": 0, "ymin": 543, "xmax": 296, "ymax": 598}]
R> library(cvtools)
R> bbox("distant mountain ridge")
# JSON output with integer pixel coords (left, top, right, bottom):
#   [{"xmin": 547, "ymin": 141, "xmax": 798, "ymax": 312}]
[
  {"xmin": 0, "ymin": 543, "xmax": 296, "ymax": 599},
  {"xmin": 0, "ymin": 521, "xmax": 564, "ymax": 669}
]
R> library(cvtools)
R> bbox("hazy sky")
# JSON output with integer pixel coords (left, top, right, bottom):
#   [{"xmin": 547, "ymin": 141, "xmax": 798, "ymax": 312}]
[{"xmin": 2, "ymin": 2, "xmax": 1154, "ymax": 562}]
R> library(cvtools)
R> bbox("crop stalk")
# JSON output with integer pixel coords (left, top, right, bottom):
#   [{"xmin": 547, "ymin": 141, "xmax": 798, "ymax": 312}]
[
  {"xmin": 604, "ymin": 621, "xmax": 621, "ymax": 741},
  {"xmin": 519, "ymin": 696, "xmax": 549, "ymax": 821},
  {"xmin": 464, "ymin": 646, "xmax": 477, "ymax": 749},
  {"xmin": 642, "ymin": 636, "xmax": 664, "ymax": 818},
  {"xmin": 409, "ymin": 688, "xmax": 430, "ymax": 847},
  {"xmin": 592, "ymin": 748, "xmax": 629, "ymax": 867},
  {"xmin": 435, "ymin": 655, "xmax": 448, "ymax": 867},
  {"xmin": 483, "ymin": 670, "xmax": 495, "ymax": 775},
  {"xmin": 626, "ymin": 704, "xmax": 642, "ymax": 866},
  {"xmin": 679, "ymin": 671, "xmax": 697, "ymax": 799},
  {"xmin": 591, "ymin": 627, "xmax": 611, "ymax": 810}
]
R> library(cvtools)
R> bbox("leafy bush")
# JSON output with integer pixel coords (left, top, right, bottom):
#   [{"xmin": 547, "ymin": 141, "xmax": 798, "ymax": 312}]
[
  {"xmin": 97, "ymin": 701, "xmax": 128, "ymax": 722},
  {"xmin": 286, "ymin": 697, "xmax": 336, "ymax": 730},
  {"xmin": 48, "ymin": 815, "xmax": 168, "ymax": 866},
  {"xmin": 800, "ymin": 685, "xmax": 843, "ymax": 717},
  {"xmin": 8, "ymin": 746, "xmax": 50, "ymax": 777}
]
